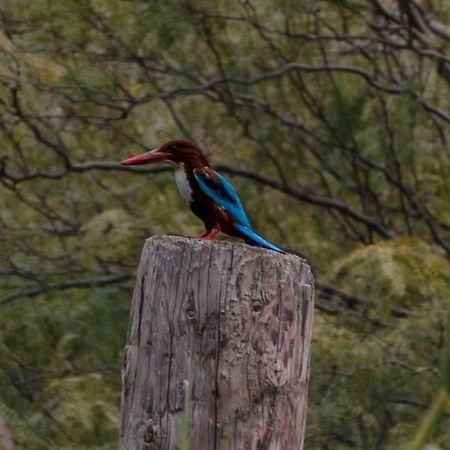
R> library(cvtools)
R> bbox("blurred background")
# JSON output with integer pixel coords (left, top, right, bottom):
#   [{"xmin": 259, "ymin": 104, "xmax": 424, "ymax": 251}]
[{"xmin": 0, "ymin": 0, "xmax": 449, "ymax": 449}]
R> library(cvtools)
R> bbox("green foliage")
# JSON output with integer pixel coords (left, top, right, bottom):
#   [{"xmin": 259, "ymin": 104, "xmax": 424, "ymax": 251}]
[
  {"xmin": 310, "ymin": 239, "xmax": 450, "ymax": 449},
  {"xmin": 1, "ymin": 288, "xmax": 125, "ymax": 449},
  {"xmin": 409, "ymin": 310, "xmax": 450, "ymax": 450},
  {"xmin": 0, "ymin": 0, "xmax": 449, "ymax": 448},
  {"xmin": 329, "ymin": 238, "xmax": 450, "ymax": 314}
]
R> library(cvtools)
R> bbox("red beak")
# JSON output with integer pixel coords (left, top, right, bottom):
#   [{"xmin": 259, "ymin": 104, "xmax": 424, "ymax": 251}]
[{"xmin": 120, "ymin": 149, "xmax": 170, "ymax": 165}]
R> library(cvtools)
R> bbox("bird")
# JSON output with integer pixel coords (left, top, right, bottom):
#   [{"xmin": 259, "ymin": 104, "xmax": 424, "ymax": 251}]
[{"xmin": 120, "ymin": 139, "xmax": 285, "ymax": 253}]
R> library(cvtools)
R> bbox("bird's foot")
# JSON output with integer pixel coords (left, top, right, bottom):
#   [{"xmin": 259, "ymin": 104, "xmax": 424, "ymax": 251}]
[{"xmin": 198, "ymin": 229, "xmax": 220, "ymax": 240}]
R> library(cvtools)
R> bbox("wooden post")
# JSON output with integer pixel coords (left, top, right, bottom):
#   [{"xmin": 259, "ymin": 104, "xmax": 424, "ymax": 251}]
[{"xmin": 120, "ymin": 236, "xmax": 314, "ymax": 450}]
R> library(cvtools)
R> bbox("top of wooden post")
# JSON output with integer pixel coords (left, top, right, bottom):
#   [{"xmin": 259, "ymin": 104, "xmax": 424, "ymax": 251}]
[{"xmin": 138, "ymin": 234, "xmax": 311, "ymax": 274}]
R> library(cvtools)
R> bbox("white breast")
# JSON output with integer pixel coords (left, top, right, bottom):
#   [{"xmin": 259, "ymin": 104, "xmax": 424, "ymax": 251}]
[{"xmin": 174, "ymin": 165, "xmax": 193, "ymax": 204}]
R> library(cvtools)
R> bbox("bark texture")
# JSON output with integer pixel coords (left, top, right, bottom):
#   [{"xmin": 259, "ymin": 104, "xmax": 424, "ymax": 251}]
[{"xmin": 120, "ymin": 236, "xmax": 314, "ymax": 450}]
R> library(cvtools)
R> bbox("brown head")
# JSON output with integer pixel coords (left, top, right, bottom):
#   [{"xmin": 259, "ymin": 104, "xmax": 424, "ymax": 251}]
[{"xmin": 120, "ymin": 139, "xmax": 210, "ymax": 167}]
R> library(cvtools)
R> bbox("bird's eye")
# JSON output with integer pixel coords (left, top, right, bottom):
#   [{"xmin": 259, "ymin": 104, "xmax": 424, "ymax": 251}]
[{"xmin": 170, "ymin": 145, "xmax": 177, "ymax": 151}]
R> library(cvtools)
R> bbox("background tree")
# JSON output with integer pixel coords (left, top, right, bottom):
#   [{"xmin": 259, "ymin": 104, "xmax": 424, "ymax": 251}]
[{"xmin": 0, "ymin": 0, "xmax": 449, "ymax": 448}]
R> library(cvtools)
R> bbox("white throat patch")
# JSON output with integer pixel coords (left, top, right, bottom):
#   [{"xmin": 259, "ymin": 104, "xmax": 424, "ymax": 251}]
[{"xmin": 174, "ymin": 164, "xmax": 193, "ymax": 204}]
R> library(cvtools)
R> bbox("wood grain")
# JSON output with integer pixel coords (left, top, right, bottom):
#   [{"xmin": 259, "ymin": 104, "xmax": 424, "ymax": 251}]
[{"xmin": 120, "ymin": 236, "xmax": 314, "ymax": 450}]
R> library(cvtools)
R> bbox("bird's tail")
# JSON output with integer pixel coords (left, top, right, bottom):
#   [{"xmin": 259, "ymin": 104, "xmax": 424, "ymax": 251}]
[{"xmin": 235, "ymin": 224, "xmax": 285, "ymax": 254}]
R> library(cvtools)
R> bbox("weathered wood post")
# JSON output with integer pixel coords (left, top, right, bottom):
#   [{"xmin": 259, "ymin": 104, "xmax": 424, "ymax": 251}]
[{"xmin": 120, "ymin": 236, "xmax": 314, "ymax": 450}]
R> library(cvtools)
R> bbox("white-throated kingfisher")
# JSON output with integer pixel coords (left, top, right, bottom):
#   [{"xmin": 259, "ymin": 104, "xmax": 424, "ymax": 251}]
[{"xmin": 120, "ymin": 139, "xmax": 284, "ymax": 253}]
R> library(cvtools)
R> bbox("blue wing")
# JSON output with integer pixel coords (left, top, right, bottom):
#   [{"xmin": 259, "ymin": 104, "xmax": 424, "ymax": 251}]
[
  {"xmin": 194, "ymin": 168, "xmax": 285, "ymax": 254},
  {"xmin": 193, "ymin": 168, "xmax": 252, "ymax": 228}
]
